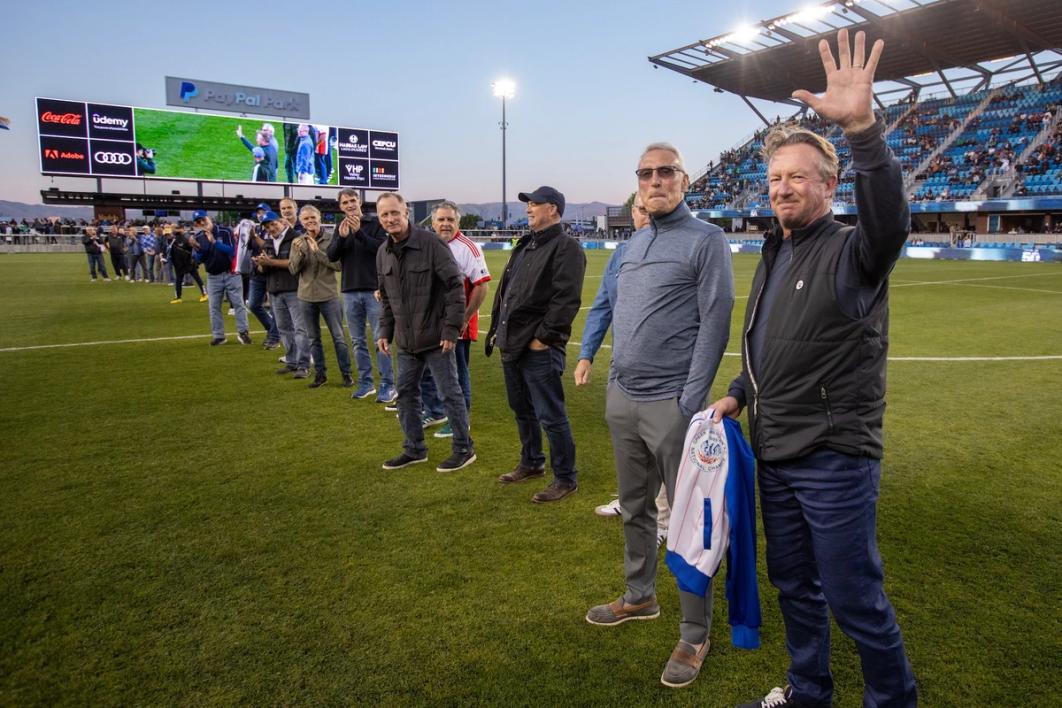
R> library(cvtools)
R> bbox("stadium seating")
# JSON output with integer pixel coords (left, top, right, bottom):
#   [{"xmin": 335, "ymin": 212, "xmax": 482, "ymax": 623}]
[{"xmin": 684, "ymin": 79, "xmax": 1062, "ymax": 210}]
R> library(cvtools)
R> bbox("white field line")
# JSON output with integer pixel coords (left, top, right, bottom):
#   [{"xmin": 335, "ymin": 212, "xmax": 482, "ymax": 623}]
[
  {"xmin": 1, "ymin": 331, "xmax": 1058, "ymax": 362},
  {"xmin": 892, "ymin": 271, "xmax": 1062, "ymax": 288}
]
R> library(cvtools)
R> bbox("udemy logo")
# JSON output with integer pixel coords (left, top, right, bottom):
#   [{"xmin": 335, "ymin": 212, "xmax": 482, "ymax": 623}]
[{"xmin": 180, "ymin": 81, "xmax": 198, "ymax": 102}]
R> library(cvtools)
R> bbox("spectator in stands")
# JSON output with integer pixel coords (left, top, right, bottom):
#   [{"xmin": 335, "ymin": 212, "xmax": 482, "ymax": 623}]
[
  {"xmin": 288, "ymin": 204, "xmax": 351, "ymax": 387},
  {"xmin": 191, "ymin": 210, "xmax": 251, "ymax": 346},
  {"xmin": 374, "ymin": 192, "xmax": 475, "ymax": 473},
  {"xmin": 326, "ymin": 188, "xmax": 395, "ymax": 402},
  {"xmin": 105, "ymin": 224, "xmax": 129, "ymax": 280},
  {"xmin": 429, "ymin": 200, "xmax": 492, "ymax": 437},
  {"xmin": 486, "ymin": 186, "xmax": 586, "ymax": 503},
  {"xmin": 256, "ymin": 211, "xmax": 310, "ymax": 378},
  {"xmin": 81, "ymin": 226, "xmax": 110, "ymax": 281},
  {"xmin": 577, "ymin": 195, "xmax": 673, "ymax": 540},
  {"xmin": 713, "ymin": 30, "xmax": 917, "ymax": 708},
  {"xmin": 585, "ymin": 145, "xmax": 733, "ymax": 690}
]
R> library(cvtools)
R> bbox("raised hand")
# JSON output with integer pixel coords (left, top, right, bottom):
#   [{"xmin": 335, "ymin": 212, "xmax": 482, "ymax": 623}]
[{"xmin": 791, "ymin": 29, "xmax": 883, "ymax": 135}]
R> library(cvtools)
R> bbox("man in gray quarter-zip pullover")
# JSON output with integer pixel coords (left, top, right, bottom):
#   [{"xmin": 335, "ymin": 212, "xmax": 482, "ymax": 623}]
[{"xmin": 586, "ymin": 142, "xmax": 734, "ymax": 690}]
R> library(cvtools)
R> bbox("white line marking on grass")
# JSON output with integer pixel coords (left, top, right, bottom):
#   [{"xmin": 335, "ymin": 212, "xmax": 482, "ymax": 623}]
[
  {"xmin": 0, "ymin": 331, "xmax": 267, "ymax": 353},
  {"xmin": 893, "ymin": 272, "xmax": 1062, "ymax": 289}
]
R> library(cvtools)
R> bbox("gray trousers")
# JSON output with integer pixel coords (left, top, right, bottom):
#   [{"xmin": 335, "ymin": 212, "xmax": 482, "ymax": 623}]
[{"xmin": 606, "ymin": 384, "xmax": 713, "ymax": 645}]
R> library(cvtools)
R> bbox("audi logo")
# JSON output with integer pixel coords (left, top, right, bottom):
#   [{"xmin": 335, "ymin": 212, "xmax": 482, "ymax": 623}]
[{"xmin": 94, "ymin": 151, "xmax": 133, "ymax": 165}]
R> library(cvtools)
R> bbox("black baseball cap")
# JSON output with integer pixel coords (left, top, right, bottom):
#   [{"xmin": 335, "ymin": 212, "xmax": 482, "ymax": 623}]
[{"xmin": 518, "ymin": 186, "xmax": 565, "ymax": 217}]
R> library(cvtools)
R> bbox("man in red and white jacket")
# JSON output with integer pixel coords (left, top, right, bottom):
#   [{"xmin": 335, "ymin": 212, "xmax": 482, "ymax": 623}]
[{"xmin": 423, "ymin": 201, "xmax": 491, "ymax": 439}]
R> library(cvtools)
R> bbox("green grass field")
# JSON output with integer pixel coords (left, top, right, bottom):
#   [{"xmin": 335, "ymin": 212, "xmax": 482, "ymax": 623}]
[
  {"xmin": 1, "ymin": 251, "xmax": 1060, "ymax": 706},
  {"xmin": 133, "ymin": 109, "xmax": 338, "ymax": 185}
]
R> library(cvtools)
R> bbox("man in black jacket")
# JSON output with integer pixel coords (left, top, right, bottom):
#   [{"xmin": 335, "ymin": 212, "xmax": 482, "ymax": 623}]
[
  {"xmin": 710, "ymin": 30, "xmax": 917, "ymax": 708},
  {"xmin": 486, "ymin": 186, "xmax": 586, "ymax": 503},
  {"xmin": 81, "ymin": 226, "xmax": 110, "ymax": 281},
  {"xmin": 375, "ymin": 192, "xmax": 474, "ymax": 473},
  {"xmin": 327, "ymin": 188, "xmax": 395, "ymax": 402}
]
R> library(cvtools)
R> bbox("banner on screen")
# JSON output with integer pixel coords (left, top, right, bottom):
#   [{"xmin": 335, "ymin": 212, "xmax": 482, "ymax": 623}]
[{"xmin": 36, "ymin": 97, "xmax": 399, "ymax": 189}]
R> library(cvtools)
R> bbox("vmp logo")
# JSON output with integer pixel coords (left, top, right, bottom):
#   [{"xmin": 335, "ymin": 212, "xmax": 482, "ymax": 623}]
[
  {"xmin": 180, "ymin": 81, "xmax": 198, "ymax": 102},
  {"xmin": 339, "ymin": 158, "xmax": 369, "ymax": 186}
]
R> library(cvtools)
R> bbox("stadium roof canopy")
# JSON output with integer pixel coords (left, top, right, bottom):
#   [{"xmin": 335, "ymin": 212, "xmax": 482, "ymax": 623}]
[{"xmin": 650, "ymin": 0, "xmax": 1062, "ymax": 120}]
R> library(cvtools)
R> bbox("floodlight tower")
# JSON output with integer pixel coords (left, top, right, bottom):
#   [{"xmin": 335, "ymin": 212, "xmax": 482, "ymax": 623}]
[{"xmin": 492, "ymin": 78, "xmax": 516, "ymax": 227}]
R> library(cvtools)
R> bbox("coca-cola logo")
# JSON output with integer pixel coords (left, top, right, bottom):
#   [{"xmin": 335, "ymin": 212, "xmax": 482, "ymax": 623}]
[{"xmin": 41, "ymin": 112, "xmax": 82, "ymax": 126}]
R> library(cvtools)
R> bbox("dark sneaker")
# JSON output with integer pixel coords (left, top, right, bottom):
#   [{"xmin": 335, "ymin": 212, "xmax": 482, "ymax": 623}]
[
  {"xmin": 262, "ymin": 339, "xmax": 281, "ymax": 350},
  {"xmin": 275, "ymin": 365, "xmax": 296, "ymax": 375},
  {"xmin": 237, "ymin": 331, "xmax": 252, "ymax": 345},
  {"xmin": 421, "ymin": 413, "xmax": 447, "ymax": 428},
  {"xmin": 736, "ymin": 686, "xmax": 807, "ymax": 708},
  {"xmin": 532, "ymin": 480, "xmax": 578, "ymax": 503},
  {"xmin": 352, "ymin": 382, "xmax": 376, "ymax": 399},
  {"xmin": 210, "ymin": 337, "xmax": 226, "ymax": 346},
  {"xmin": 376, "ymin": 385, "xmax": 397, "ymax": 404},
  {"xmin": 585, "ymin": 596, "xmax": 660, "ymax": 626},
  {"xmin": 498, "ymin": 464, "xmax": 546, "ymax": 484},
  {"xmin": 433, "ymin": 422, "xmax": 453, "ymax": 438},
  {"xmin": 660, "ymin": 639, "xmax": 710, "ymax": 688},
  {"xmin": 342, "ymin": 374, "xmax": 356, "ymax": 389},
  {"xmin": 436, "ymin": 449, "xmax": 476, "ymax": 472},
  {"xmin": 382, "ymin": 452, "xmax": 428, "ymax": 470},
  {"xmin": 292, "ymin": 369, "xmax": 309, "ymax": 379},
  {"xmin": 308, "ymin": 374, "xmax": 327, "ymax": 389}
]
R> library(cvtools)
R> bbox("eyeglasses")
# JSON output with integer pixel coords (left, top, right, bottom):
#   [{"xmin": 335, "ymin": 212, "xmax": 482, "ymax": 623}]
[{"xmin": 635, "ymin": 165, "xmax": 685, "ymax": 181}]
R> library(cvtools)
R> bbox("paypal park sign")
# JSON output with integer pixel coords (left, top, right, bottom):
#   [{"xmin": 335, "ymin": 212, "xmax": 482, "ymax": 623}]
[{"xmin": 165, "ymin": 77, "xmax": 310, "ymax": 120}]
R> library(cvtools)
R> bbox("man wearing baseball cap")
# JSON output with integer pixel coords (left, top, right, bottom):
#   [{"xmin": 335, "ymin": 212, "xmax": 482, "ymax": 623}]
[
  {"xmin": 486, "ymin": 186, "xmax": 586, "ymax": 503},
  {"xmin": 255, "ymin": 210, "xmax": 309, "ymax": 375},
  {"xmin": 191, "ymin": 210, "xmax": 251, "ymax": 346}
]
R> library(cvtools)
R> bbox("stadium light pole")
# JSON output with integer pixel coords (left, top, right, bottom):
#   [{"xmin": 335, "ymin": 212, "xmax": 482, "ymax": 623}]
[{"xmin": 492, "ymin": 78, "xmax": 516, "ymax": 228}]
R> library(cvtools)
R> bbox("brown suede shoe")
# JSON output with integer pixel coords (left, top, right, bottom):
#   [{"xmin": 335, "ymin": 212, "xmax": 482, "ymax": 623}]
[
  {"xmin": 532, "ymin": 480, "xmax": 578, "ymax": 503},
  {"xmin": 498, "ymin": 464, "xmax": 546, "ymax": 484},
  {"xmin": 660, "ymin": 638, "xmax": 711, "ymax": 688}
]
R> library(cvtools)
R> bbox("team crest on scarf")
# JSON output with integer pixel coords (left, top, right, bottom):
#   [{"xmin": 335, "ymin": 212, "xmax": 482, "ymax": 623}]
[{"xmin": 689, "ymin": 424, "xmax": 725, "ymax": 474}]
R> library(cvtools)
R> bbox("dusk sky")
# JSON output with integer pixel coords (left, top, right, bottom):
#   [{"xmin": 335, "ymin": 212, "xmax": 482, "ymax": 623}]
[{"xmin": 2, "ymin": 0, "xmax": 808, "ymax": 206}]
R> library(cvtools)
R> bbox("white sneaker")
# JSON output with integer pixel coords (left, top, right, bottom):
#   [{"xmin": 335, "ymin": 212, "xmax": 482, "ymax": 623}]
[
  {"xmin": 228, "ymin": 307, "xmax": 235, "ymax": 315},
  {"xmin": 594, "ymin": 497, "xmax": 622, "ymax": 517}
]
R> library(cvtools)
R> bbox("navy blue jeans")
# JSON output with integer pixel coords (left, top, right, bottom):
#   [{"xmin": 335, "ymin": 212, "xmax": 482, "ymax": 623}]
[
  {"xmin": 247, "ymin": 277, "xmax": 278, "ymax": 343},
  {"xmin": 299, "ymin": 298, "xmax": 351, "ymax": 378},
  {"xmin": 758, "ymin": 449, "xmax": 917, "ymax": 708},
  {"xmin": 501, "ymin": 348, "xmax": 576, "ymax": 484}
]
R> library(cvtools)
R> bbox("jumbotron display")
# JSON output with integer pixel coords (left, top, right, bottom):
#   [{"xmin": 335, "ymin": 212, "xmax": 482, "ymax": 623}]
[{"xmin": 35, "ymin": 97, "xmax": 399, "ymax": 189}]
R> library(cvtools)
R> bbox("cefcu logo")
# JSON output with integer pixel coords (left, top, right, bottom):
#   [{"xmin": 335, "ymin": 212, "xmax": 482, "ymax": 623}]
[{"xmin": 180, "ymin": 81, "xmax": 198, "ymax": 102}]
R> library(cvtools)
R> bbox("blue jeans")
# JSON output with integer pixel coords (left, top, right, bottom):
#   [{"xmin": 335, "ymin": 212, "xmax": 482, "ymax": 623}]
[
  {"xmin": 342, "ymin": 290, "xmax": 393, "ymax": 389},
  {"xmin": 248, "ymin": 277, "xmax": 278, "ymax": 342},
  {"xmin": 86, "ymin": 253, "xmax": 108, "ymax": 279},
  {"xmin": 501, "ymin": 348, "xmax": 576, "ymax": 484},
  {"xmin": 758, "ymin": 450, "xmax": 917, "ymax": 708},
  {"xmin": 207, "ymin": 272, "xmax": 249, "ymax": 338},
  {"xmin": 395, "ymin": 347, "xmax": 471, "ymax": 457},
  {"xmin": 420, "ymin": 340, "xmax": 471, "ymax": 415},
  {"xmin": 271, "ymin": 291, "xmax": 308, "ymax": 369},
  {"xmin": 300, "ymin": 298, "xmax": 350, "ymax": 377}
]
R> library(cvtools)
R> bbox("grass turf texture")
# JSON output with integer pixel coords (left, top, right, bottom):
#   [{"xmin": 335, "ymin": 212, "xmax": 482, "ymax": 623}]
[
  {"xmin": 132, "ymin": 108, "xmax": 338, "ymax": 185},
  {"xmin": 1, "ymin": 251, "xmax": 1060, "ymax": 706}
]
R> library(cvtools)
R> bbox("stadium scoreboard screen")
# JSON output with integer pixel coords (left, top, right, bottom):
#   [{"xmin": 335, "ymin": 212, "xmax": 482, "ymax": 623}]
[{"xmin": 35, "ymin": 97, "xmax": 400, "ymax": 190}]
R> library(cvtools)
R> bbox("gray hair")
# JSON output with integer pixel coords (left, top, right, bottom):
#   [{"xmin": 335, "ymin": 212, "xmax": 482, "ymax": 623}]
[
  {"xmin": 299, "ymin": 204, "xmax": 321, "ymax": 218},
  {"xmin": 337, "ymin": 188, "xmax": 361, "ymax": 203},
  {"xmin": 762, "ymin": 125, "xmax": 839, "ymax": 181},
  {"xmin": 431, "ymin": 200, "xmax": 461, "ymax": 217},
  {"xmin": 376, "ymin": 192, "xmax": 406, "ymax": 206},
  {"xmin": 641, "ymin": 142, "xmax": 686, "ymax": 172}
]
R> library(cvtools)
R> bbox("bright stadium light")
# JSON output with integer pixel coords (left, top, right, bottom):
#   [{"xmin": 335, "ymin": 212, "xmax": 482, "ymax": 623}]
[
  {"xmin": 788, "ymin": 3, "xmax": 836, "ymax": 25},
  {"xmin": 492, "ymin": 78, "xmax": 516, "ymax": 100},
  {"xmin": 722, "ymin": 25, "xmax": 761, "ymax": 46},
  {"xmin": 492, "ymin": 78, "xmax": 516, "ymax": 227}
]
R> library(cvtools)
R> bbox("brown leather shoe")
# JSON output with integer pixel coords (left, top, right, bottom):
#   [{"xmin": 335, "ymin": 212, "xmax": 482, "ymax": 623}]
[
  {"xmin": 532, "ymin": 480, "xmax": 578, "ymax": 503},
  {"xmin": 660, "ymin": 638, "xmax": 711, "ymax": 688},
  {"xmin": 498, "ymin": 464, "xmax": 546, "ymax": 484}
]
